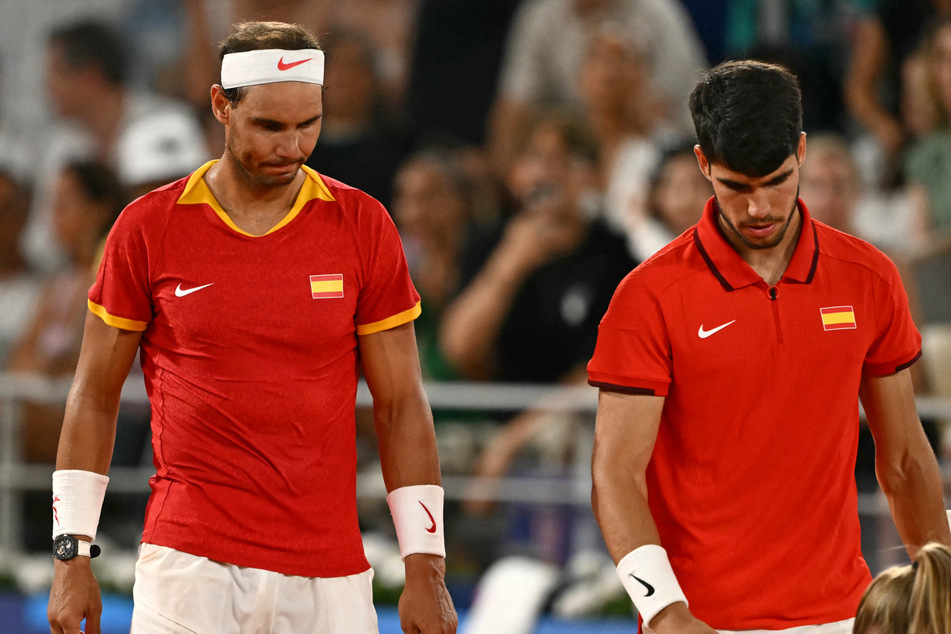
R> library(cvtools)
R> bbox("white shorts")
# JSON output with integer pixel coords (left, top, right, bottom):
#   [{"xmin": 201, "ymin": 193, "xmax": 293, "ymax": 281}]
[
  {"xmin": 718, "ymin": 620, "xmax": 855, "ymax": 634},
  {"xmin": 130, "ymin": 543, "xmax": 379, "ymax": 633},
  {"xmin": 645, "ymin": 618, "xmax": 855, "ymax": 634}
]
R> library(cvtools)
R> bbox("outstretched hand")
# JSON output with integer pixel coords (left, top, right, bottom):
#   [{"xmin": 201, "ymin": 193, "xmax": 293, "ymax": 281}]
[
  {"xmin": 399, "ymin": 554, "xmax": 457, "ymax": 634},
  {"xmin": 48, "ymin": 559, "xmax": 102, "ymax": 634}
]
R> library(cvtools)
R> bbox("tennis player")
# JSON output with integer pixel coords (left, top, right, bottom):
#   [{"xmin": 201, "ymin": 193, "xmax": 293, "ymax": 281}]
[
  {"xmin": 587, "ymin": 60, "xmax": 951, "ymax": 634},
  {"xmin": 47, "ymin": 21, "xmax": 456, "ymax": 634}
]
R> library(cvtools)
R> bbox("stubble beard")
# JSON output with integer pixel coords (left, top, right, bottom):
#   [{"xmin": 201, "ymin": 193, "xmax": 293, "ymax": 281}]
[
  {"xmin": 715, "ymin": 188, "xmax": 800, "ymax": 251},
  {"xmin": 225, "ymin": 141, "xmax": 298, "ymax": 191}
]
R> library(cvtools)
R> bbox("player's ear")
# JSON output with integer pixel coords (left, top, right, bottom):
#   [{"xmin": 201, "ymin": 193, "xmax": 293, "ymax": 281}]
[
  {"xmin": 210, "ymin": 85, "xmax": 232, "ymax": 126},
  {"xmin": 694, "ymin": 145, "xmax": 713, "ymax": 182},
  {"xmin": 796, "ymin": 132, "xmax": 807, "ymax": 167}
]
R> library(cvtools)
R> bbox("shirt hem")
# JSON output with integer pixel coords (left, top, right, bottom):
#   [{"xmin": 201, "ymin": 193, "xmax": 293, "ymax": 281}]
[{"xmin": 141, "ymin": 534, "xmax": 371, "ymax": 579}]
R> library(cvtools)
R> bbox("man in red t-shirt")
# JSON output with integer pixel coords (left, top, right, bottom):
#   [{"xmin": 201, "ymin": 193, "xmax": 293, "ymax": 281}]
[
  {"xmin": 587, "ymin": 60, "xmax": 951, "ymax": 634},
  {"xmin": 48, "ymin": 21, "xmax": 456, "ymax": 634}
]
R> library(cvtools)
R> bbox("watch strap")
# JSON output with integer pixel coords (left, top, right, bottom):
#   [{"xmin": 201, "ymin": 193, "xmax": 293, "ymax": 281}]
[{"xmin": 76, "ymin": 540, "xmax": 98, "ymax": 557}]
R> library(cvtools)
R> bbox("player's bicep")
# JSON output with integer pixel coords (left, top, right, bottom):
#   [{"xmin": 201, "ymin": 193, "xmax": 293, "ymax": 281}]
[
  {"xmin": 358, "ymin": 322, "xmax": 426, "ymax": 407},
  {"xmin": 859, "ymin": 369, "xmax": 928, "ymax": 469},
  {"xmin": 71, "ymin": 311, "xmax": 143, "ymax": 406},
  {"xmin": 57, "ymin": 312, "xmax": 143, "ymax": 472},
  {"xmin": 592, "ymin": 389, "xmax": 665, "ymax": 493}
]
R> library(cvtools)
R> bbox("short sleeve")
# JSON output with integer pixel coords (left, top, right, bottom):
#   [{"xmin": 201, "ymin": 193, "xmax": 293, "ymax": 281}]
[
  {"xmin": 353, "ymin": 198, "xmax": 421, "ymax": 335},
  {"xmin": 863, "ymin": 256, "xmax": 921, "ymax": 376},
  {"xmin": 587, "ymin": 273, "xmax": 672, "ymax": 396},
  {"xmin": 87, "ymin": 205, "xmax": 153, "ymax": 331}
]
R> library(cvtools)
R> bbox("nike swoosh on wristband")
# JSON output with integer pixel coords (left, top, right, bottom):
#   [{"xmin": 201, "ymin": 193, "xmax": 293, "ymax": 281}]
[
  {"xmin": 629, "ymin": 573, "xmax": 655, "ymax": 597},
  {"xmin": 277, "ymin": 57, "xmax": 312, "ymax": 71},
  {"xmin": 419, "ymin": 501, "xmax": 437, "ymax": 533},
  {"xmin": 175, "ymin": 283, "xmax": 214, "ymax": 297},
  {"xmin": 698, "ymin": 319, "xmax": 736, "ymax": 339}
]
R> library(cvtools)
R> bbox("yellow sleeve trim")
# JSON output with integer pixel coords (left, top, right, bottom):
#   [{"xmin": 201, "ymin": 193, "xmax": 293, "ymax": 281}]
[
  {"xmin": 356, "ymin": 301, "xmax": 421, "ymax": 336},
  {"xmin": 88, "ymin": 300, "xmax": 149, "ymax": 332}
]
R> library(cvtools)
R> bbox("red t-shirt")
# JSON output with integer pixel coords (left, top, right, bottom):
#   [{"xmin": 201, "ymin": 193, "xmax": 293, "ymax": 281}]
[
  {"xmin": 89, "ymin": 161, "xmax": 421, "ymax": 577},
  {"xmin": 588, "ymin": 199, "xmax": 921, "ymax": 629}
]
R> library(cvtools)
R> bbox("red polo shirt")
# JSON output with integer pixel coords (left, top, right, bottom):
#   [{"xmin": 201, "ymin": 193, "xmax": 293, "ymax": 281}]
[
  {"xmin": 89, "ymin": 161, "xmax": 420, "ymax": 577},
  {"xmin": 588, "ymin": 198, "xmax": 920, "ymax": 629}
]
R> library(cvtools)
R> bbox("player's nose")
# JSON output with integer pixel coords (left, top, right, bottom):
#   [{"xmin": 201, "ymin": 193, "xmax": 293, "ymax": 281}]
[{"xmin": 745, "ymin": 191, "xmax": 771, "ymax": 219}]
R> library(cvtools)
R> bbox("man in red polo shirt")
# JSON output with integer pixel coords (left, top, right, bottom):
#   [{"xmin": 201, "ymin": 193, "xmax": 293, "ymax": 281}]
[
  {"xmin": 48, "ymin": 21, "xmax": 456, "ymax": 634},
  {"xmin": 587, "ymin": 60, "xmax": 951, "ymax": 634}
]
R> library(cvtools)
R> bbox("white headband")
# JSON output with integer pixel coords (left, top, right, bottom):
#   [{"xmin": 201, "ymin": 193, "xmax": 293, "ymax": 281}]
[{"xmin": 221, "ymin": 48, "xmax": 324, "ymax": 89}]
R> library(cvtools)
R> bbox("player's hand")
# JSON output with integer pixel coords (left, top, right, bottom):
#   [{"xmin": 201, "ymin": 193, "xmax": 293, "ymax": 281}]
[
  {"xmin": 48, "ymin": 558, "xmax": 102, "ymax": 634},
  {"xmin": 399, "ymin": 554, "xmax": 457, "ymax": 633},
  {"xmin": 646, "ymin": 601, "xmax": 717, "ymax": 634}
]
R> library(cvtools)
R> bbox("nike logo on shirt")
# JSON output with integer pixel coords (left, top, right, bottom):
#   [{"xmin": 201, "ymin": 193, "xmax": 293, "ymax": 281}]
[
  {"xmin": 698, "ymin": 320, "xmax": 736, "ymax": 339},
  {"xmin": 175, "ymin": 283, "xmax": 214, "ymax": 297}
]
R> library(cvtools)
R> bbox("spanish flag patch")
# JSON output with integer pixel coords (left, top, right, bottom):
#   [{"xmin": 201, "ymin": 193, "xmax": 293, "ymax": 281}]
[
  {"xmin": 310, "ymin": 274, "xmax": 344, "ymax": 299},
  {"xmin": 820, "ymin": 305, "xmax": 856, "ymax": 331}
]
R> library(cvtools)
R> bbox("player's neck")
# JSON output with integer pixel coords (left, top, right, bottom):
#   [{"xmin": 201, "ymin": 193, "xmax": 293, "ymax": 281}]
[
  {"xmin": 737, "ymin": 210, "xmax": 802, "ymax": 287},
  {"xmin": 204, "ymin": 158, "xmax": 305, "ymax": 236}
]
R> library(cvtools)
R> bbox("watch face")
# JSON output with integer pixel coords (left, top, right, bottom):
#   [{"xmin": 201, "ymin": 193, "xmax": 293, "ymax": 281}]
[{"xmin": 53, "ymin": 536, "xmax": 77, "ymax": 560}]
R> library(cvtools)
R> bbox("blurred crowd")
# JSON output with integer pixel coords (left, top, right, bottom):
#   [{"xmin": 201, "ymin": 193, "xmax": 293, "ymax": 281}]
[{"xmin": 1, "ymin": 0, "xmax": 951, "ymax": 616}]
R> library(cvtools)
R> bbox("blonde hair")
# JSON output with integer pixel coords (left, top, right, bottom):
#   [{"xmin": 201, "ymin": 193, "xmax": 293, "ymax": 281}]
[{"xmin": 854, "ymin": 542, "xmax": 951, "ymax": 634}]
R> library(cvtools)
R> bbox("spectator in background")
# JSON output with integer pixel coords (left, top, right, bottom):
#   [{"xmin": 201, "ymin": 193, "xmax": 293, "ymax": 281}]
[
  {"xmin": 488, "ymin": 0, "xmax": 706, "ymax": 172},
  {"xmin": 304, "ymin": 29, "xmax": 409, "ymax": 209},
  {"xmin": 622, "ymin": 141, "xmax": 710, "ymax": 261},
  {"xmin": 440, "ymin": 112, "xmax": 635, "ymax": 384},
  {"xmin": 440, "ymin": 113, "xmax": 634, "ymax": 550},
  {"xmin": 853, "ymin": 541, "xmax": 951, "ymax": 634},
  {"xmin": 800, "ymin": 134, "xmax": 863, "ymax": 235},
  {"xmin": 0, "ymin": 169, "xmax": 40, "ymax": 365},
  {"xmin": 901, "ymin": 45, "xmax": 944, "ymax": 140},
  {"xmin": 844, "ymin": 0, "xmax": 951, "ymax": 185},
  {"xmin": 391, "ymin": 149, "xmax": 480, "ymax": 382},
  {"xmin": 117, "ymin": 109, "xmax": 215, "ymax": 199},
  {"xmin": 797, "ymin": 132, "xmax": 920, "ymax": 256},
  {"xmin": 905, "ymin": 17, "xmax": 951, "ymax": 243},
  {"xmin": 577, "ymin": 24, "xmax": 664, "ymax": 253},
  {"xmin": 21, "ymin": 19, "xmax": 208, "ymax": 272},
  {"xmin": 7, "ymin": 160, "xmax": 127, "ymax": 464}
]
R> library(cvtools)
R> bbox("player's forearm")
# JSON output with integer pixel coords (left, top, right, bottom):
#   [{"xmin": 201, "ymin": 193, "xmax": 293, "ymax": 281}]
[
  {"xmin": 878, "ymin": 445, "xmax": 951, "ymax": 554},
  {"xmin": 591, "ymin": 459, "xmax": 662, "ymax": 562},
  {"xmin": 55, "ymin": 390, "xmax": 120, "ymax": 474},
  {"xmin": 375, "ymin": 390, "xmax": 442, "ymax": 490}
]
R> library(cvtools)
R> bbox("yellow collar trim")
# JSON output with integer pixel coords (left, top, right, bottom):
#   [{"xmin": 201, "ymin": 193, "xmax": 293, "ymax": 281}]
[{"xmin": 177, "ymin": 160, "xmax": 335, "ymax": 236}]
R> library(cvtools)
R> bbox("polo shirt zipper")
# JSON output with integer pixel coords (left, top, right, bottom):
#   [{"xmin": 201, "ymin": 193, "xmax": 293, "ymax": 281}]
[{"xmin": 768, "ymin": 286, "xmax": 784, "ymax": 343}]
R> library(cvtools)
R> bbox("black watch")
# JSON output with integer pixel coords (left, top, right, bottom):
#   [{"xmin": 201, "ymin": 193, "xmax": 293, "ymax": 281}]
[{"xmin": 52, "ymin": 535, "xmax": 101, "ymax": 560}]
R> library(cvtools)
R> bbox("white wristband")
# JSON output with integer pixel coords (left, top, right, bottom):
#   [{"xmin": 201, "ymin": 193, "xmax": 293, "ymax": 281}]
[
  {"xmin": 51, "ymin": 470, "xmax": 109, "ymax": 540},
  {"xmin": 386, "ymin": 484, "xmax": 446, "ymax": 559},
  {"xmin": 616, "ymin": 545, "xmax": 688, "ymax": 627}
]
